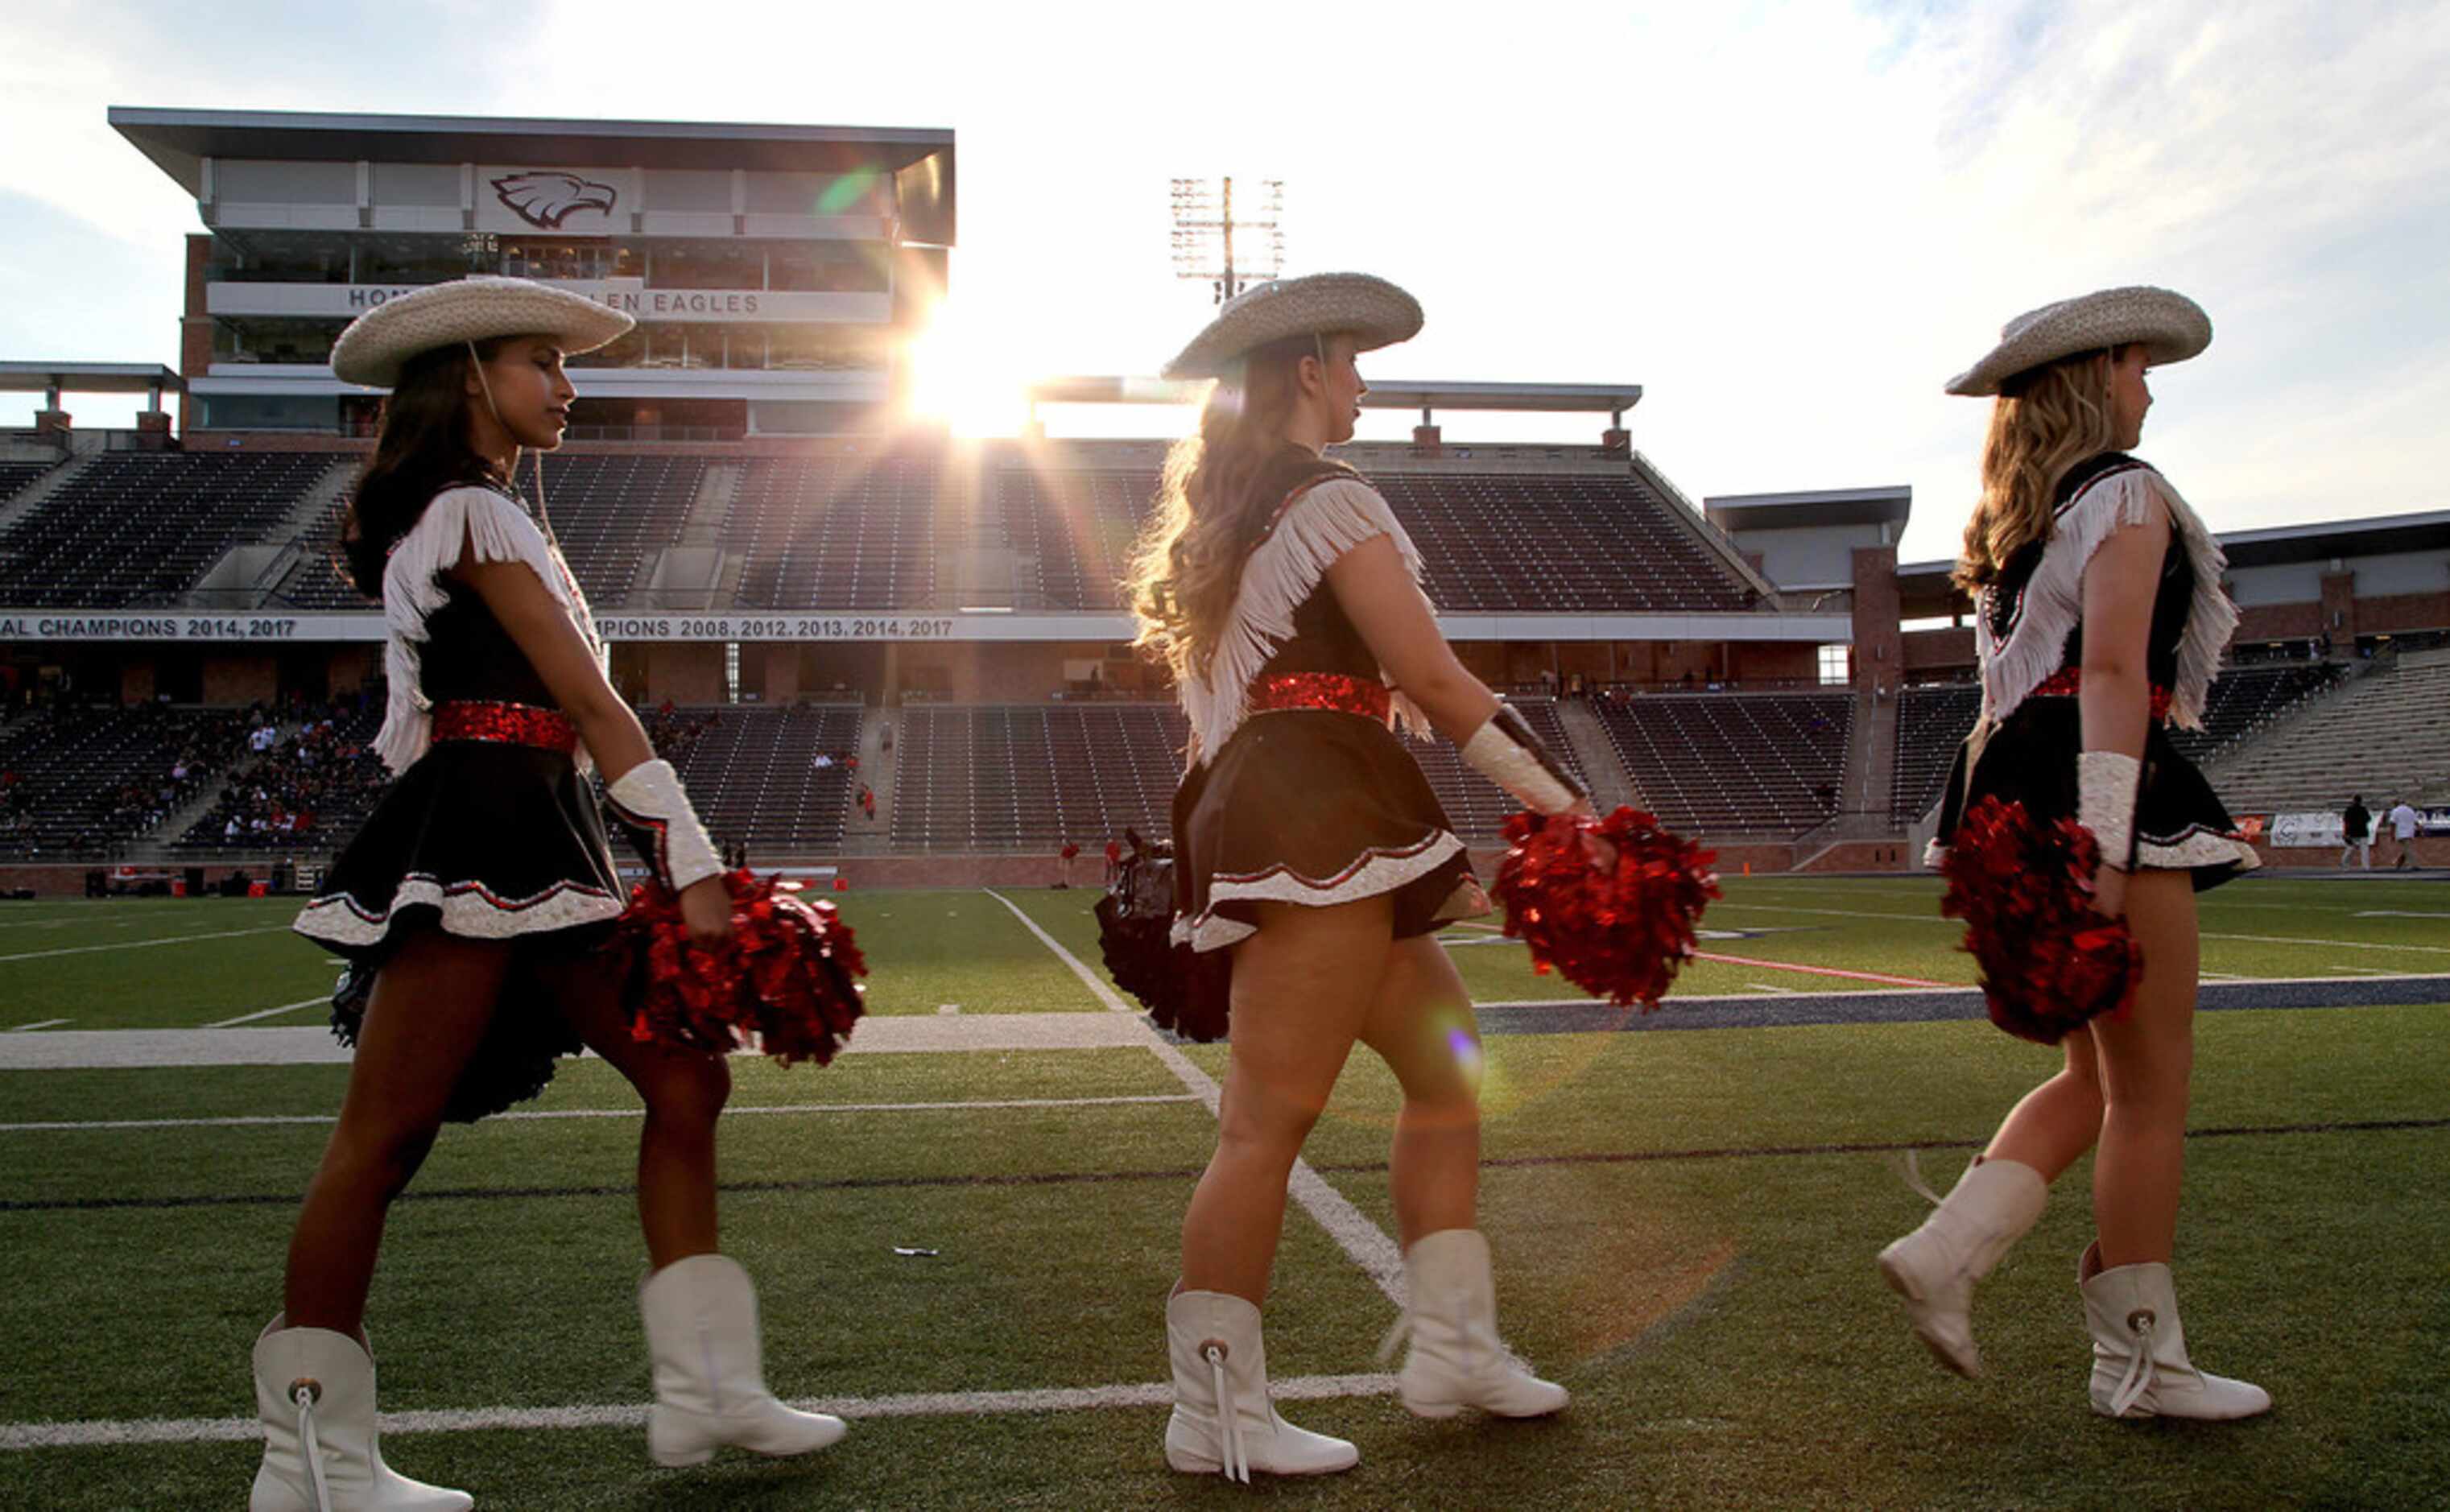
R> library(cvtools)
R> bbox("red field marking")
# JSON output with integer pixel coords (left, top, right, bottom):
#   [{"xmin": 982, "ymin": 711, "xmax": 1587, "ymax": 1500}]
[{"xmin": 1691, "ymin": 952, "xmax": 1948, "ymax": 989}]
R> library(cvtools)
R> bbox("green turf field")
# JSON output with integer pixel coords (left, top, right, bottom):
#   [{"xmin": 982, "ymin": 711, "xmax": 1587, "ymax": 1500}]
[{"xmin": 1, "ymin": 876, "xmax": 2444, "ymax": 1509}]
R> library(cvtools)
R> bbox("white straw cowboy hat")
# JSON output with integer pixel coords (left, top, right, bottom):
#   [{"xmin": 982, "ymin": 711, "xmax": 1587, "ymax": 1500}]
[
  {"xmin": 1946, "ymin": 285, "xmax": 2212, "ymax": 397},
  {"xmin": 1162, "ymin": 272, "xmax": 1423, "ymax": 381},
  {"xmin": 329, "ymin": 275, "xmax": 634, "ymax": 388}
]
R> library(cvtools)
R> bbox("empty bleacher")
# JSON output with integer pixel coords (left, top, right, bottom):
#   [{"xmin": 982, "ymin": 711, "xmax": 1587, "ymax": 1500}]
[
  {"xmin": 885, "ymin": 699, "xmax": 1582, "ymax": 851},
  {"xmin": 271, "ymin": 453, "xmax": 704, "ymax": 609},
  {"xmin": 1594, "ymin": 692, "xmax": 1853, "ymax": 835},
  {"xmin": 1891, "ymin": 684, "xmax": 1981, "ymax": 824},
  {"xmin": 0, "ymin": 459, "xmax": 60, "ymax": 502},
  {"xmin": 670, "ymin": 704, "xmax": 865, "ymax": 853},
  {"xmin": 2204, "ymin": 650, "xmax": 2450, "ymax": 816},
  {"xmin": 889, "ymin": 704, "xmax": 1184, "ymax": 852},
  {"xmin": 728, "ymin": 450, "xmax": 939, "ymax": 609},
  {"xmin": 994, "ymin": 458, "xmax": 1756, "ymax": 613},
  {"xmin": 1891, "ymin": 663, "xmax": 2347, "ymax": 826},
  {"xmin": 1374, "ymin": 472, "xmax": 1754, "ymax": 613},
  {"xmin": 996, "ymin": 465, "xmax": 1151, "ymax": 610},
  {"xmin": 0, "ymin": 452, "xmax": 337, "ymax": 606}
]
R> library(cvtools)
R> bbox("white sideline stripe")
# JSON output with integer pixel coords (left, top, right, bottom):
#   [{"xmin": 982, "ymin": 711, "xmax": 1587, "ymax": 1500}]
[
  {"xmin": 0, "ymin": 1093, "xmax": 1200, "ymax": 1134},
  {"xmin": 1720, "ymin": 899, "xmax": 2450, "ymax": 956},
  {"xmin": 2200, "ymin": 930, "xmax": 2450, "ymax": 956},
  {"xmin": 981, "ymin": 889, "xmax": 1410, "ymax": 1306},
  {"xmin": 0, "ymin": 926, "xmax": 292, "ymax": 963},
  {"xmin": 2356, "ymin": 910, "xmax": 2450, "ymax": 919},
  {"xmin": 205, "ymin": 998, "xmax": 325, "ymax": 1028},
  {"xmin": 1744, "ymin": 984, "xmax": 1799, "ymax": 995},
  {"xmin": 6, "ymin": 1019, "xmax": 69, "ymax": 1032},
  {"xmin": 0, "ymin": 1371, "xmax": 1400, "ymax": 1449}
]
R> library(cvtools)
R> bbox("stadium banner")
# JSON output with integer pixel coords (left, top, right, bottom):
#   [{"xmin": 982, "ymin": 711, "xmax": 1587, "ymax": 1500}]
[
  {"xmin": 2268, "ymin": 812, "xmax": 2345, "ymax": 847},
  {"xmin": 207, "ymin": 282, "xmax": 890, "ymax": 325},
  {"xmin": 0, "ymin": 613, "xmax": 386, "ymax": 642}
]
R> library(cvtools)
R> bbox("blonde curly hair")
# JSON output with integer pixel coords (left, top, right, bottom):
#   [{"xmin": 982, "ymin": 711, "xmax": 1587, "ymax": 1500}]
[{"xmin": 1954, "ymin": 345, "xmax": 2124, "ymax": 593}]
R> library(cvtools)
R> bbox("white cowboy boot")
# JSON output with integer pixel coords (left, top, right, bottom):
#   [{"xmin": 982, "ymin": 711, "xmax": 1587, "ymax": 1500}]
[
  {"xmin": 1876, "ymin": 1155, "xmax": 2047, "ymax": 1377},
  {"xmin": 1164, "ymin": 1289, "xmax": 1357, "ymax": 1481},
  {"xmin": 2079, "ymin": 1243, "xmax": 2271, "ymax": 1420},
  {"xmin": 250, "ymin": 1316, "xmax": 471, "ymax": 1512},
  {"xmin": 638, "ymin": 1254, "xmax": 847, "ymax": 1466},
  {"xmin": 1386, "ymin": 1229, "xmax": 1568, "ymax": 1419}
]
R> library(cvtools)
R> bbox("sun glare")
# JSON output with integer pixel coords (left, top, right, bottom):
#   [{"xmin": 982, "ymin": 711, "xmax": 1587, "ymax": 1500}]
[{"xmin": 907, "ymin": 299, "xmax": 1031, "ymax": 436}]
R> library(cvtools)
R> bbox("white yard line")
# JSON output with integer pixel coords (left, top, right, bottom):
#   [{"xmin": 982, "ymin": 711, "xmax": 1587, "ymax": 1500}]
[
  {"xmin": 204, "ymin": 998, "xmax": 327, "ymax": 1028},
  {"xmin": 0, "ymin": 926, "xmax": 292, "ymax": 964},
  {"xmin": 2355, "ymin": 910, "xmax": 2450, "ymax": 919},
  {"xmin": 0, "ymin": 1093, "xmax": 1201, "ymax": 1135},
  {"xmin": 981, "ymin": 889, "xmax": 1409, "ymax": 1305},
  {"xmin": 2200, "ymin": 931, "xmax": 2450, "ymax": 956},
  {"xmin": 5, "ymin": 1019, "xmax": 69, "ymax": 1032},
  {"xmin": 1744, "ymin": 983, "xmax": 1800, "ymax": 995},
  {"xmin": 0, "ymin": 1370, "xmax": 1401, "ymax": 1450}
]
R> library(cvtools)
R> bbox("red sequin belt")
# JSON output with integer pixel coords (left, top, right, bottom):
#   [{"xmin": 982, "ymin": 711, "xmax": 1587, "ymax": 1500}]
[
  {"xmin": 431, "ymin": 700, "xmax": 580, "ymax": 754},
  {"xmin": 1247, "ymin": 672, "xmax": 1392, "ymax": 723},
  {"xmin": 2031, "ymin": 668, "xmax": 2174, "ymax": 723}
]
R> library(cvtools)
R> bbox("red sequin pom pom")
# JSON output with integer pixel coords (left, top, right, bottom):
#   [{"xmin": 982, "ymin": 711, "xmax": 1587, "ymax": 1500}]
[
  {"xmin": 1493, "ymin": 807, "xmax": 1720, "ymax": 1008},
  {"xmin": 612, "ymin": 870, "xmax": 867, "ymax": 1065},
  {"xmin": 1940, "ymin": 796, "xmax": 2142, "ymax": 1045}
]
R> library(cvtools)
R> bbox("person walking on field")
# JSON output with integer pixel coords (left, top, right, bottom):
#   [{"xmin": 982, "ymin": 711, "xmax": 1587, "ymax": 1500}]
[
  {"xmin": 1884, "ymin": 287, "xmax": 2270, "ymax": 1422},
  {"xmin": 266, "ymin": 279, "xmax": 843, "ymax": 1511},
  {"xmin": 2340, "ymin": 795, "xmax": 2372, "ymax": 870},
  {"xmin": 2387, "ymin": 796, "xmax": 2421, "ymax": 870},
  {"xmin": 1130, "ymin": 273, "xmax": 1582, "ymax": 1482}
]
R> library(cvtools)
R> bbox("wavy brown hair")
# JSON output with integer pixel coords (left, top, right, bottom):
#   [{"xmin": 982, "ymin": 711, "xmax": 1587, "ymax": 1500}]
[
  {"xmin": 1953, "ymin": 345, "xmax": 2126, "ymax": 593},
  {"xmin": 339, "ymin": 338, "xmax": 509, "ymax": 597},
  {"xmin": 1126, "ymin": 334, "xmax": 1322, "ymax": 683}
]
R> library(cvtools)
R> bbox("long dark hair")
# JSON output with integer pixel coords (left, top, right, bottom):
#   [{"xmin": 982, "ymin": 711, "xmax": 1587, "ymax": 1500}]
[
  {"xmin": 340, "ymin": 338, "xmax": 508, "ymax": 597},
  {"xmin": 1126, "ymin": 333, "xmax": 1321, "ymax": 683}
]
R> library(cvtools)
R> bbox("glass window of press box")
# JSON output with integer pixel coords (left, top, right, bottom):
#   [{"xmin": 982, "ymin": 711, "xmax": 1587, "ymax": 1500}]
[{"xmin": 213, "ymin": 317, "xmax": 347, "ymax": 366}]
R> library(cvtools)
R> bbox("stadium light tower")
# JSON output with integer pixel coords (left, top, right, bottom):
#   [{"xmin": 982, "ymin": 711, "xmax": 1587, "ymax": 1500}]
[{"xmin": 1171, "ymin": 177, "xmax": 1284, "ymax": 304}]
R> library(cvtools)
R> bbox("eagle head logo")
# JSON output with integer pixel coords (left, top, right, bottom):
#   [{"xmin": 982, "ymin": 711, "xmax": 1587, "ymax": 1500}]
[{"xmin": 491, "ymin": 171, "xmax": 619, "ymax": 229}]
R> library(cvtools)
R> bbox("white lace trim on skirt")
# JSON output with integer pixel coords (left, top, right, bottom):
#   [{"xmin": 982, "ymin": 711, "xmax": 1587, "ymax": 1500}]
[
  {"xmin": 1169, "ymin": 829, "xmax": 1470, "ymax": 952},
  {"xmin": 293, "ymin": 874, "xmax": 625, "ymax": 948}
]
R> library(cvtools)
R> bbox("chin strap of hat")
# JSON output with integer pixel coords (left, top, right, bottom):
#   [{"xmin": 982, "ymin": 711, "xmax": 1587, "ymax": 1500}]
[{"xmin": 465, "ymin": 340, "xmax": 559, "ymax": 548}]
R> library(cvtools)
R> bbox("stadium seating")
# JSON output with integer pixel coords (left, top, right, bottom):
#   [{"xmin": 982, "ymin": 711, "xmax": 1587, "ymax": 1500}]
[
  {"xmin": 0, "ymin": 452, "xmax": 337, "ymax": 606},
  {"xmin": 728, "ymin": 449, "xmax": 940, "ymax": 609},
  {"xmin": 173, "ymin": 699, "xmax": 387, "ymax": 853},
  {"xmin": 1373, "ymin": 473, "xmax": 1756, "ymax": 613},
  {"xmin": 889, "ymin": 704, "xmax": 1184, "ymax": 851},
  {"xmin": 0, "ymin": 704, "xmax": 252, "ymax": 857},
  {"xmin": 1891, "ymin": 663, "xmax": 2346, "ymax": 826},
  {"xmin": 2201, "ymin": 650, "xmax": 2450, "ymax": 816},
  {"xmin": 271, "ymin": 453, "xmax": 705, "ymax": 609},
  {"xmin": 668, "ymin": 703, "xmax": 865, "ymax": 852},
  {"xmin": 885, "ymin": 698, "xmax": 1581, "ymax": 851},
  {"xmin": 993, "ymin": 458, "xmax": 1756, "ymax": 613},
  {"xmin": 0, "ymin": 459, "xmax": 60, "ymax": 502},
  {"xmin": 994, "ymin": 463, "xmax": 1151, "ymax": 610},
  {"xmin": 1890, "ymin": 683, "xmax": 1981, "ymax": 824},
  {"xmin": 1593, "ymin": 692, "xmax": 1852, "ymax": 835}
]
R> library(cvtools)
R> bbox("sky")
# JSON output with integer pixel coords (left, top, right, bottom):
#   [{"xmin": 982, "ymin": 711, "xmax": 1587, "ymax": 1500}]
[{"xmin": 2, "ymin": 0, "xmax": 2445, "ymax": 565}]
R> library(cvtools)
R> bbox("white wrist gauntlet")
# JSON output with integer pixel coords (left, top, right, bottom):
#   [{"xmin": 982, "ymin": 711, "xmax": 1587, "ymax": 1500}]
[
  {"xmin": 1461, "ymin": 704, "xmax": 1588, "ymax": 816},
  {"xmin": 2077, "ymin": 750, "xmax": 2142, "ymax": 873},
  {"xmin": 605, "ymin": 758, "xmax": 724, "ymax": 894}
]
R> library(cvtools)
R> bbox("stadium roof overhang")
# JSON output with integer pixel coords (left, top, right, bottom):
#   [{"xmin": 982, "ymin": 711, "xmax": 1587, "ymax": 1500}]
[
  {"xmin": 1704, "ymin": 485, "xmax": 1911, "ymax": 533},
  {"xmin": 2214, "ymin": 509, "xmax": 2450, "ymax": 567},
  {"xmin": 109, "ymin": 106, "xmax": 957, "ymax": 245},
  {"xmin": 1025, "ymin": 377, "xmax": 1643, "ymax": 422},
  {"xmin": 0, "ymin": 362, "xmax": 182, "ymax": 407}
]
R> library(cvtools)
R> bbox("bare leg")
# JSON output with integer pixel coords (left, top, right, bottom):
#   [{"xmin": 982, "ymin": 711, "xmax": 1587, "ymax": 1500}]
[
  {"xmin": 540, "ymin": 948, "xmax": 729, "ymax": 1269},
  {"xmin": 1984, "ymin": 1023, "xmax": 2105, "ymax": 1181},
  {"xmin": 1357, "ymin": 934, "xmax": 1481, "ymax": 1247},
  {"xmin": 2089, "ymin": 870, "xmax": 2200, "ymax": 1266},
  {"xmin": 1178, "ymin": 894, "xmax": 1392, "ymax": 1303},
  {"xmin": 283, "ymin": 930, "xmax": 510, "ymax": 1334}
]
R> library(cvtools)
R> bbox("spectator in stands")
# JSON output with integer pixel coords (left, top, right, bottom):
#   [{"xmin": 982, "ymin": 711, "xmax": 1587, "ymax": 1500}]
[
  {"xmin": 256, "ymin": 279, "xmax": 841, "ymax": 1508},
  {"xmin": 2388, "ymin": 796, "xmax": 2421, "ymax": 869},
  {"xmin": 1886, "ymin": 286, "xmax": 2266, "ymax": 1421},
  {"xmin": 1125, "ymin": 273, "xmax": 1580, "ymax": 1481},
  {"xmin": 2341, "ymin": 795, "xmax": 2373, "ymax": 870}
]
